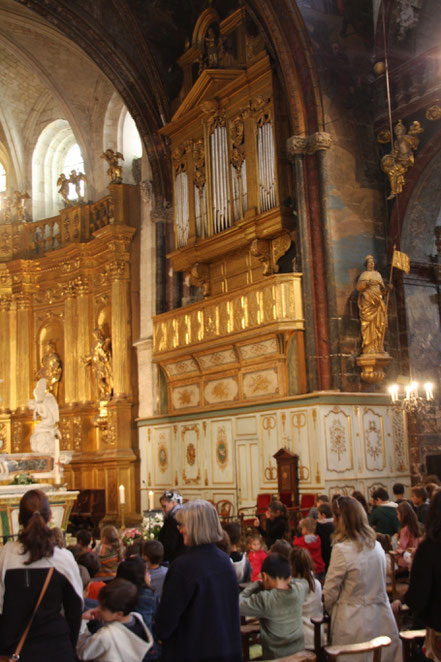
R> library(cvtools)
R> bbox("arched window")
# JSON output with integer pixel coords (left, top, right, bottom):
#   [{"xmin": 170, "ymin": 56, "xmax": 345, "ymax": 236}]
[
  {"xmin": 103, "ymin": 94, "xmax": 143, "ymax": 186},
  {"xmin": 63, "ymin": 143, "xmax": 85, "ymax": 200},
  {"xmin": 0, "ymin": 162, "xmax": 6, "ymax": 193},
  {"xmin": 32, "ymin": 120, "xmax": 86, "ymax": 220}
]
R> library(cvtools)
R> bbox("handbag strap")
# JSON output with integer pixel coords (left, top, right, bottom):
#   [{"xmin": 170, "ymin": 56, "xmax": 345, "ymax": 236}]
[{"xmin": 10, "ymin": 566, "xmax": 54, "ymax": 661}]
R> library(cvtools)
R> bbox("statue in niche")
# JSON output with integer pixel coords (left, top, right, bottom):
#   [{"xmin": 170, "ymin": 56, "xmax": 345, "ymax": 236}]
[
  {"xmin": 27, "ymin": 378, "xmax": 61, "ymax": 455},
  {"xmin": 101, "ymin": 149, "xmax": 124, "ymax": 184},
  {"xmin": 57, "ymin": 173, "xmax": 70, "ymax": 205},
  {"xmin": 381, "ymin": 120, "xmax": 423, "ymax": 199},
  {"xmin": 82, "ymin": 327, "xmax": 113, "ymax": 400},
  {"xmin": 69, "ymin": 170, "xmax": 86, "ymax": 201},
  {"xmin": 13, "ymin": 191, "xmax": 30, "ymax": 222},
  {"xmin": 356, "ymin": 255, "xmax": 392, "ymax": 355},
  {"xmin": 38, "ymin": 340, "xmax": 62, "ymax": 399}
]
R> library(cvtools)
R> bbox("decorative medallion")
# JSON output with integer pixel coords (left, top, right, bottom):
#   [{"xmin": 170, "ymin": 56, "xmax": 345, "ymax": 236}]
[
  {"xmin": 186, "ymin": 442, "xmax": 196, "ymax": 466},
  {"xmin": 329, "ymin": 420, "xmax": 346, "ymax": 461},
  {"xmin": 216, "ymin": 426, "xmax": 228, "ymax": 469},
  {"xmin": 158, "ymin": 441, "xmax": 168, "ymax": 473}
]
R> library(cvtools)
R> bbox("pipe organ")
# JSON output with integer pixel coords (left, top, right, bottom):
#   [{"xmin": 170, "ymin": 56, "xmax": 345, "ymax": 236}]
[{"xmin": 154, "ymin": 7, "xmax": 307, "ymax": 414}]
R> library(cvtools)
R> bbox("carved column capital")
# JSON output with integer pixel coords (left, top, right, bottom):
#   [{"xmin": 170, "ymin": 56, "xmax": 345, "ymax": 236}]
[
  {"xmin": 0, "ymin": 295, "xmax": 11, "ymax": 311},
  {"xmin": 287, "ymin": 132, "xmax": 332, "ymax": 159},
  {"xmin": 151, "ymin": 202, "xmax": 173, "ymax": 225}
]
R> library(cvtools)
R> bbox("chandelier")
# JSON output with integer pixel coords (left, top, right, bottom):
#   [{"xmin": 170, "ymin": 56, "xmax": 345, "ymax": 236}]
[{"xmin": 388, "ymin": 381, "xmax": 434, "ymax": 414}]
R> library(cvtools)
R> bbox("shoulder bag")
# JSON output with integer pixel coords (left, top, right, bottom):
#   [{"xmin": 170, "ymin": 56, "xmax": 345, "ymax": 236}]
[{"xmin": 0, "ymin": 566, "xmax": 54, "ymax": 662}]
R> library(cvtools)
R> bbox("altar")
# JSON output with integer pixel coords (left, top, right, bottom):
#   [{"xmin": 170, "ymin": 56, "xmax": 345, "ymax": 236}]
[{"xmin": 0, "ymin": 483, "xmax": 78, "ymax": 539}]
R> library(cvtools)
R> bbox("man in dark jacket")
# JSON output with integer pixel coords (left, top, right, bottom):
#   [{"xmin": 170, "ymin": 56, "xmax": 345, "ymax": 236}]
[{"xmin": 369, "ymin": 488, "xmax": 399, "ymax": 536}]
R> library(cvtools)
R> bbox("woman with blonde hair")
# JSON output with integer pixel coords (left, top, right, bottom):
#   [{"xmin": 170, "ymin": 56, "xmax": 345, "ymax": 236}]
[
  {"xmin": 156, "ymin": 499, "xmax": 242, "ymax": 662},
  {"xmin": 323, "ymin": 496, "xmax": 401, "ymax": 662}
]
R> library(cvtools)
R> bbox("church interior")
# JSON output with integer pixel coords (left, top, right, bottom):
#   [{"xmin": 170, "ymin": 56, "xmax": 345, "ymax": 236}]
[{"xmin": 0, "ymin": 0, "xmax": 440, "ymax": 528}]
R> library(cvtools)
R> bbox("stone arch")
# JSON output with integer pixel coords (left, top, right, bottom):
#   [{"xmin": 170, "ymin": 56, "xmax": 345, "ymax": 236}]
[{"xmin": 102, "ymin": 93, "xmax": 144, "ymax": 186}]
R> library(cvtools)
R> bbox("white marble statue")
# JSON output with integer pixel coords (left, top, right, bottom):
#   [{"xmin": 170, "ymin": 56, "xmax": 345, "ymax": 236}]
[{"xmin": 27, "ymin": 378, "xmax": 61, "ymax": 454}]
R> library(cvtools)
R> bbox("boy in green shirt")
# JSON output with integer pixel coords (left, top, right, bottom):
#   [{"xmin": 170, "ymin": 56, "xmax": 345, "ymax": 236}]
[{"xmin": 239, "ymin": 553, "xmax": 308, "ymax": 660}]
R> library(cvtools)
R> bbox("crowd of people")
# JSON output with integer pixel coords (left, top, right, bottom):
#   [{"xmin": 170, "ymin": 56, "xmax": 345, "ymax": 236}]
[{"xmin": 0, "ymin": 476, "xmax": 439, "ymax": 662}]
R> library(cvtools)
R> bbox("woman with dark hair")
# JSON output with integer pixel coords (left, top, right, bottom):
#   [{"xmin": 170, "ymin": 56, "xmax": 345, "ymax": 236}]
[
  {"xmin": 157, "ymin": 490, "xmax": 185, "ymax": 562},
  {"xmin": 396, "ymin": 501, "xmax": 420, "ymax": 568},
  {"xmin": 401, "ymin": 490, "xmax": 441, "ymax": 659},
  {"xmin": 253, "ymin": 500, "xmax": 288, "ymax": 548},
  {"xmin": 352, "ymin": 490, "xmax": 370, "ymax": 517},
  {"xmin": 0, "ymin": 489, "xmax": 83, "ymax": 661},
  {"xmin": 156, "ymin": 499, "xmax": 242, "ymax": 662},
  {"xmin": 324, "ymin": 496, "xmax": 401, "ymax": 661}
]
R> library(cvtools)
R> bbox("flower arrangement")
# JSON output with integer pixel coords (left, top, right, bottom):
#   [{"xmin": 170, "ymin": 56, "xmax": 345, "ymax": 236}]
[
  {"xmin": 10, "ymin": 473, "xmax": 35, "ymax": 485},
  {"xmin": 121, "ymin": 527, "xmax": 144, "ymax": 546},
  {"xmin": 142, "ymin": 511, "xmax": 164, "ymax": 540}
]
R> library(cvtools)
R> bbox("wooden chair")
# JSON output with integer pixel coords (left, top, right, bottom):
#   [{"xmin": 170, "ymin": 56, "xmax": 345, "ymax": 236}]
[
  {"xmin": 325, "ymin": 636, "xmax": 391, "ymax": 662},
  {"xmin": 215, "ymin": 499, "xmax": 235, "ymax": 520},
  {"xmin": 240, "ymin": 620, "xmax": 260, "ymax": 661},
  {"xmin": 387, "ymin": 551, "xmax": 409, "ymax": 602},
  {"xmin": 311, "ymin": 614, "xmax": 331, "ymax": 659},
  {"xmin": 399, "ymin": 630, "xmax": 426, "ymax": 662},
  {"xmin": 271, "ymin": 652, "xmax": 316, "ymax": 661}
]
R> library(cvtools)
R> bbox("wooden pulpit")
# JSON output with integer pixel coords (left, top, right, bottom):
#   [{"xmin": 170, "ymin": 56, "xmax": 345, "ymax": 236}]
[{"xmin": 273, "ymin": 448, "xmax": 299, "ymax": 508}]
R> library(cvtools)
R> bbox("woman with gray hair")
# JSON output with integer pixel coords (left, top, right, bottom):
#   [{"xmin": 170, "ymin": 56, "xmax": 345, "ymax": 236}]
[{"xmin": 156, "ymin": 499, "xmax": 242, "ymax": 662}]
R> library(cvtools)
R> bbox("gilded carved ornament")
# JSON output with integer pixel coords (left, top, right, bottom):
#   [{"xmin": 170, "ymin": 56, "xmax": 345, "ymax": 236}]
[
  {"xmin": 250, "ymin": 231, "xmax": 291, "ymax": 276},
  {"xmin": 380, "ymin": 120, "xmax": 423, "ymax": 200},
  {"xmin": 426, "ymin": 105, "xmax": 441, "ymax": 121},
  {"xmin": 101, "ymin": 149, "xmax": 124, "ymax": 184},
  {"xmin": 190, "ymin": 262, "xmax": 210, "ymax": 297}
]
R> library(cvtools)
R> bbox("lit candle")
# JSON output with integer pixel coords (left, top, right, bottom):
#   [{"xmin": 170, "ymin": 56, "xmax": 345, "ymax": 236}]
[
  {"xmin": 388, "ymin": 385, "xmax": 399, "ymax": 403},
  {"xmin": 405, "ymin": 385, "xmax": 411, "ymax": 400},
  {"xmin": 411, "ymin": 382, "xmax": 418, "ymax": 398},
  {"xmin": 119, "ymin": 484, "xmax": 125, "ymax": 505},
  {"xmin": 149, "ymin": 490, "xmax": 154, "ymax": 511},
  {"xmin": 54, "ymin": 436, "xmax": 61, "ymax": 484},
  {"xmin": 425, "ymin": 382, "xmax": 434, "ymax": 401}
]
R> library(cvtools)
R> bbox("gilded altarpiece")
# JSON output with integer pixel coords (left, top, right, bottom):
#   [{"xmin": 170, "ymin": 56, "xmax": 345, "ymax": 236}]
[{"xmin": 0, "ymin": 185, "xmax": 139, "ymax": 522}]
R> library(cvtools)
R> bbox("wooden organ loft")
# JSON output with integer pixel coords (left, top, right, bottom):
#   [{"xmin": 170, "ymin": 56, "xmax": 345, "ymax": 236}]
[{"xmin": 153, "ymin": 7, "xmax": 307, "ymax": 414}]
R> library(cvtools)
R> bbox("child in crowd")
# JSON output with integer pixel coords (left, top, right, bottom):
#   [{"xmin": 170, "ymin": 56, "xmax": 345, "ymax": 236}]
[
  {"xmin": 293, "ymin": 517, "xmax": 325, "ymax": 579},
  {"xmin": 96, "ymin": 525, "xmax": 123, "ymax": 577},
  {"xmin": 316, "ymin": 503, "xmax": 334, "ymax": 571},
  {"xmin": 269, "ymin": 539, "xmax": 292, "ymax": 559},
  {"xmin": 222, "ymin": 522, "xmax": 252, "ymax": 583},
  {"xmin": 307, "ymin": 494, "xmax": 329, "ymax": 520},
  {"xmin": 290, "ymin": 547, "xmax": 324, "ymax": 650},
  {"xmin": 117, "ymin": 556, "xmax": 160, "ymax": 660},
  {"xmin": 239, "ymin": 553, "xmax": 308, "ymax": 659},
  {"xmin": 411, "ymin": 486, "xmax": 430, "ymax": 525},
  {"xmin": 78, "ymin": 578, "xmax": 153, "ymax": 662},
  {"xmin": 77, "ymin": 529, "xmax": 94, "ymax": 554},
  {"xmin": 78, "ymin": 552, "xmax": 105, "ymax": 601},
  {"xmin": 254, "ymin": 501, "xmax": 288, "ymax": 548},
  {"xmin": 247, "ymin": 534, "xmax": 267, "ymax": 582},
  {"xmin": 143, "ymin": 540, "xmax": 168, "ymax": 600},
  {"xmin": 396, "ymin": 501, "xmax": 421, "ymax": 569}
]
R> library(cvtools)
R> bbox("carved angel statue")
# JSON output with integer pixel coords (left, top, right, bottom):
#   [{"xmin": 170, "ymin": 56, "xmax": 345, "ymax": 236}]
[
  {"xmin": 13, "ymin": 191, "xmax": 30, "ymax": 222},
  {"xmin": 0, "ymin": 193, "xmax": 12, "ymax": 223},
  {"xmin": 69, "ymin": 170, "xmax": 86, "ymax": 201},
  {"xmin": 38, "ymin": 340, "xmax": 62, "ymax": 399},
  {"xmin": 101, "ymin": 149, "xmax": 124, "ymax": 184},
  {"xmin": 82, "ymin": 327, "xmax": 113, "ymax": 400},
  {"xmin": 27, "ymin": 378, "xmax": 61, "ymax": 455},
  {"xmin": 57, "ymin": 173, "xmax": 70, "ymax": 205},
  {"xmin": 356, "ymin": 255, "xmax": 392, "ymax": 355},
  {"xmin": 381, "ymin": 120, "xmax": 423, "ymax": 199}
]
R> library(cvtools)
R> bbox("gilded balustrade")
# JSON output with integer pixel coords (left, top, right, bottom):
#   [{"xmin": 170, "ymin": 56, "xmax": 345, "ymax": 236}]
[{"xmin": 0, "ymin": 195, "xmax": 115, "ymax": 262}]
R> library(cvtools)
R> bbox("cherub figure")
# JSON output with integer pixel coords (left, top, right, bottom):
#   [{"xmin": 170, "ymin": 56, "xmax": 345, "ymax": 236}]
[
  {"xmin": 57, "ymin": 173, "xmax": 70, "ymax": 205},
  {"xmin": 69, "ymin": 170, "xmax": 86, "ymax": 201},
  {"xmin": 381, "ymin": 120, "xmax": 423, "ymax": 199},
  {"xmin": 13, "ymin": 191, "xmax": 30, "ymax": 222},
  {"xmin": 101, "ymin": 149, "xmax": 124, "ymax": 184}
]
